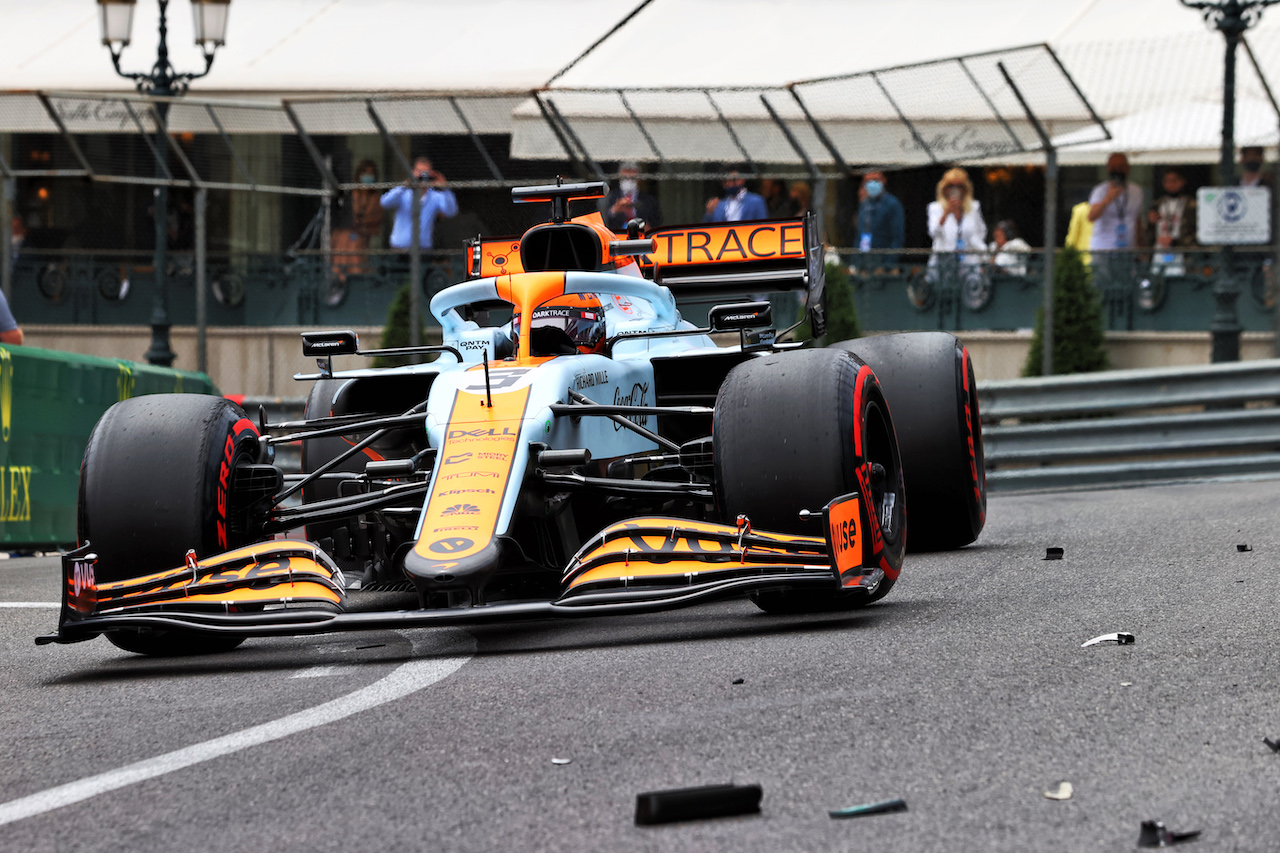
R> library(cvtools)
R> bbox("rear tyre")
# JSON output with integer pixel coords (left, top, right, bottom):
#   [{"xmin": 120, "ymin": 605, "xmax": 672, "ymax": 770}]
[
  {"xmin": 79, "ymin": 394, "xmax": 262, "ymax": 655},
  {"xmin": 831, "ymin": 333, "xmax": 986, "ymax": 551},
  {"xmin": 714, "ymin": 348, "xmax": 906, "ymax": 613}
]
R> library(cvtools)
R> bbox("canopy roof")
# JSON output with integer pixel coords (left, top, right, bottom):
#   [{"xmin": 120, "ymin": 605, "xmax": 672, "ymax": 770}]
[{"xmin": 3, "ymin": 0, "xmax": 1280, "ymax": 166}]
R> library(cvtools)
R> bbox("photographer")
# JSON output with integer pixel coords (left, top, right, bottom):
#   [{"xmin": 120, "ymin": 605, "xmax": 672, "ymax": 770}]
[
  {"xmin": 380, "ymin": 155, "xmax": 458, "ymax": 253},
  {"xmin": 1087, "ymin": 152, "xmax": 1145, "ymax": 289}
]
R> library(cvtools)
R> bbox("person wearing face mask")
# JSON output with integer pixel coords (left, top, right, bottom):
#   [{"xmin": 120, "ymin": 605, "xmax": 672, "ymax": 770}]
[
  {"xmin": 1087, "ymin": 152, "xmax": 1145, "ymax": 290},
  {"xmin": 601, "ymin": 161, "xmax": 663, "ymax": 232},
  {"xmin": 924, "ymin": 167, "xmax": 988, "ymax": 303},
  {"xmin": 1236, "ymin": 146, "xmax": 1276, "ymax": 276},
  {"xmin": 1087, "ymin": 153, "xmax": 1144, "ymax": 251},
  {"xmin": 329, "ymin": 159, "xmax": 384, "ymax": 302},
  {"xmin": 1148, "ymin": 168, "xmax": 1197, "ymax": 257},
  {"xmin": 927, "ymin": 167, "xmax": 987, "ymax": 262},
  {"xmin": 1238, "ymin": 146, "xmax": 1272, "ymax": 189},
  {"xmin": 854, "ymin": 170, "xmax": 904, "ymax": 266},
  {"xmin": 704, "ymin": 165, "xmax": 768, "ymax": 222}
]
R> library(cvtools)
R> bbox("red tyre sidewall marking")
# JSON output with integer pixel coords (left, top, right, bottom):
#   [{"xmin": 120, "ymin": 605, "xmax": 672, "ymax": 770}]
[{"xmin": 960, "ymin": 347, "xmax": 986, "ymax": 525}]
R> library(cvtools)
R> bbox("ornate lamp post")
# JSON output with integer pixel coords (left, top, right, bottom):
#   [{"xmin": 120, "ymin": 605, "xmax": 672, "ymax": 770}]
[
  {"xmin": 1181, "ymin": 0, "xmax": 1279, "ymax": 362},
  {"xmin": 97, "ymin": 0, "xmax": 231, "ymax": 366}
]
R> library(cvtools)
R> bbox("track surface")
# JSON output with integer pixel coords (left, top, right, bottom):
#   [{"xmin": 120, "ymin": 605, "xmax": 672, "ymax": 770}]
[{"xmin": 2, "ymin": 480, "xmax": 1279, "ymax": 852}]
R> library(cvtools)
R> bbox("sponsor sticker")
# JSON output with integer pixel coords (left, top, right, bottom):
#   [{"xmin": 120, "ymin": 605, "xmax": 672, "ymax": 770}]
[
  {"xmin": 429, "ymin": 537, "xmax": 475, "ymax": 554},
  {"xmin": 827, "ymin": 495, "xmax": 861, "ymax": 578}
]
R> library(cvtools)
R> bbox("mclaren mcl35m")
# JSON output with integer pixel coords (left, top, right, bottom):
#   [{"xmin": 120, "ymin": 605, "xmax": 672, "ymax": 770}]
[{"xmin": 40, "ymin": 182, "xmax": 985, "ymax": 655}]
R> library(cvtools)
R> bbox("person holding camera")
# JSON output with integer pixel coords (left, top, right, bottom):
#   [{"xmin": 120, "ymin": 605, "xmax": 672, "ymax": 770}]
[
  {"xmin": 380, "ymin": 155, "xmax": 458, "ymax": 252},
  {"xmin": 1087, "ymin": 152, "xmax": 1144, "ymax": 290}
]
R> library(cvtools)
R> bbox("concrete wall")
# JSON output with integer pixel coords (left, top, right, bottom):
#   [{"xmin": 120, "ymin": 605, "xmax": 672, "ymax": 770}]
[{"xmin": 23, "ymin": 325, "xmax": 1280, "ymax": 396}]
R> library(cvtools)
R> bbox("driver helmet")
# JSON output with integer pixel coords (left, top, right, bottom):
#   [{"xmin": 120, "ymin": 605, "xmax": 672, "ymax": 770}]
[{"xmin": 514, "ymin": 292, "xmax": 607, "ymax": 355}]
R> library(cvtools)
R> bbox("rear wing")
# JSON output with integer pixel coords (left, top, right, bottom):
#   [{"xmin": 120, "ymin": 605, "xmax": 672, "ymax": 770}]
[
  {"xmin": 645, "ymin": 214, "xmax": 826, "ymax": 335},
  {"xmin": 464, "ymin": 212, "xmax": 827, "ymax": 335}
]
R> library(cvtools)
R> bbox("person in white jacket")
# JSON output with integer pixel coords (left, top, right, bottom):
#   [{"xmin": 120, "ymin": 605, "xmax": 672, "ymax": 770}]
[{"xmin": 927, "ymin": 167, "xmax": 987, "ymax": 265}]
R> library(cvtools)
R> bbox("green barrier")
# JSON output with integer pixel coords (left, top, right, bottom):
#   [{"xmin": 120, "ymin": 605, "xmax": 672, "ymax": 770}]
[{"xmin": 0, "ymin": 344, "xmax": 218, "ymax": 549}]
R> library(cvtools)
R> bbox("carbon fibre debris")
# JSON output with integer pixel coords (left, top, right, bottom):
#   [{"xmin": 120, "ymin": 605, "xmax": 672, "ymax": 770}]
[
  {"xmin": 1082, "ymin": 632, "xmax": 1135, "ymax": 648},
  {"xmin": 1137, "ymin": 820, "xmax": 1201, "ymax": 847},
  {"xmin": 635, "ymin": 783, "xmax": 762, "ymax": 825}
]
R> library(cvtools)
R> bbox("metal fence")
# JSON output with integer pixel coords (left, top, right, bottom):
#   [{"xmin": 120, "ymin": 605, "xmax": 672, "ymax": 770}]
[{"xmin": 1, "ymin": 43, "xmax": 1112, "ymax": 393}]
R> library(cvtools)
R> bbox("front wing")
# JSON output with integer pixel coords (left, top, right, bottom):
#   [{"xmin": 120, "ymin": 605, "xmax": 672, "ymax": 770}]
[{"xmin": 38, "ymin": 493, "xmax": 885, "ymax": 645}]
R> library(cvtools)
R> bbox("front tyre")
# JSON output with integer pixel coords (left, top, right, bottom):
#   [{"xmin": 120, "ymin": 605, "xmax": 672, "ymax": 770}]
[
  {"xmin": 832, "ymin": 333, "xmax": 986, "ymax": 551},
  {"xmin": 79, "ymin": 394, "xmax": 263, "ymax": 655},
  {"xmin": 714, "ymin": 349, "xmax": 906, "ymax": 613}
]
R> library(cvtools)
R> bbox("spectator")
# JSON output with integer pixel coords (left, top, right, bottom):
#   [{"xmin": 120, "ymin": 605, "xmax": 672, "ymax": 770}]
[
  {"xmin": 854, "ymin": 170, "xmax": 905, "ymax": 265},
  {"xmin": 760, "ymin": 178, "xmax": 791, "ymax": 219},
  {"xmin": 380, "ymin": 155, "xmax": 458, "ymax": 252},
  {"xmin": 350, "ymin": 159, "xmax": 383, "ymax": 247},
  {"xmin": 1147, "ymin": 168, "xmax": 1197, "ymax": 268},
  {"xmin": 1087, "ymin": 152, "xmax": 1144, "ymax": 251},
  {"xmin": 0, "ymin": 289, "xmax": 22, "ymax": 345},
  {"xmin": 1065, "ymin": 199, "xmax": 1094, "ymax": 264},
  {"xmin": 1236, "ymin": 146, "xmax": 1274, "ymax": 280},
  {"xmin": 1088, "ymin": 152, "xmax": 1144, "ymax": 289},
  {"xmin": 789, "ymin": 181, "xmax": 812, "ymax": 218},
  {"xmin": 703, "ymin": 165, "xmax": 768, "ymax": 222},
  {"xmin": 990, "ymin": 219, "xmax": 1031, "ymax": 276},
  {"xmin": 927, "ymin": 167, "xmax": 987, "ymax": 263},
  {"xmin": 329, "ymin": 160, "xmax": 383, "ymax": 305},
  {"xmin": 601, "ymin": 161, "xmax": 662, "ymax": 232},
  {"xmin": 1239, "ymin": 145, "xmax": 1272, "ymax": 189}
]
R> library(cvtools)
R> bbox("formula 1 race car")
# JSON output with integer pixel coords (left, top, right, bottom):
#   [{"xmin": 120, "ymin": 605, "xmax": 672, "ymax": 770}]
[{"xmin": 39, "ymin": 181, "xmax": 985, "ymax": 656}]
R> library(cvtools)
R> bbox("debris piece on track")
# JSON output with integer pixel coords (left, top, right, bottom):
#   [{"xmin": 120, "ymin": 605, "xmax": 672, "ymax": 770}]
[
  {"xmin": 551, "ymin": 757, "xmax": 571, "ymax": 766},
  {"xmin": 1082, "ymin": 632, "xmax": 1135, "ymax": 648},
  {"xmin": 1043, "ymin": 782, "xmax": 1073, "ymax": 800},
  {"xmin": 1044, "ymin": 547, "xmax": 1064, "ymax": 560},
  {"xmin": 1263, "ymin": 737, "xmax": 1280, "ymax": 753},
  {"xmin": 828, "ymin": 797, "xmax": 908, "ymax": 818},
  {"xmin": 1236, "ymin": 544, "xmax": 1252, "ymax": 552},
  {"xmin": 635, "ymin": 783, "xmax": 762, "ymax": 825},
  {"xmin": 1137, "ymin": 819, "xmax": 1201, "ymax": 847}
]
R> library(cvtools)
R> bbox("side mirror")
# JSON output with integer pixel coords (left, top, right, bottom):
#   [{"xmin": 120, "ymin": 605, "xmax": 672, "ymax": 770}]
[
  {"xmin": 709, "ymin": 302, "xmax": 772, "ymax": 332},
  {"xmin": 302, "ymin": 330, "xmax": 359, "ymax": 357}
]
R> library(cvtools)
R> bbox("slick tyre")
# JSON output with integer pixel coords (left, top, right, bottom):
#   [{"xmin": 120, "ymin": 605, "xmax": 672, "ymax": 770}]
[
  {"xmin": 832, "ymin": 332, "xmax": 986, "ymax": 551},
  {"xmin": 714, "ymin": 348, "xmax": 906, "ymax": 613},
  {"xmin": 79, "ymin": 394, "xmax": 262, "ymax": 656}
]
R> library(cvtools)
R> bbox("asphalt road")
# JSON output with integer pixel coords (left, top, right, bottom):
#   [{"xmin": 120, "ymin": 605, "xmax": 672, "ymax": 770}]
[{"xmin": 2, "ymin": 479, "xmax": 1279, "ymax": 852}]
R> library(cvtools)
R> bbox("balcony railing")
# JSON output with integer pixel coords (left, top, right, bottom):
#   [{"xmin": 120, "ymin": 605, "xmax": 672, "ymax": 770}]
[{"xmin": 9, "ymin": 246, "xmax": 1278, "ymax": 334}]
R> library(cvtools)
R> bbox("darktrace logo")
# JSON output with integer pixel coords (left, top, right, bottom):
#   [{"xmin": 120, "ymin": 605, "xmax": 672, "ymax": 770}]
[{"xmin": 442, "ymin": 503, "xmax": 481, "ymax": 516}]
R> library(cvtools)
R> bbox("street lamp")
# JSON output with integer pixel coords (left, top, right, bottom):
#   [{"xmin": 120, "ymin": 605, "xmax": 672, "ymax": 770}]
[
  {"xmin": 97, "ymin": 0, "xmax": 232, "ymax": 366},
  {"xmin": 1181, "ymin": 0, "xmax": 1280, "ymax": 362}
]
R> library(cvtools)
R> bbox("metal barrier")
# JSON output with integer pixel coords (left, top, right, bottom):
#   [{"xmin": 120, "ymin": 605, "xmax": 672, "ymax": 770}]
[
  {"xmin": 980, "ymin": 359, "xmax": 1280, "ymax": 491},
  {"xmin": 0, "ymin": 344, "xmax": 217, "ymax": 548},
  {"xmin": 844, "ymin": 248, "xmax": 1277, "ymax": 334}
]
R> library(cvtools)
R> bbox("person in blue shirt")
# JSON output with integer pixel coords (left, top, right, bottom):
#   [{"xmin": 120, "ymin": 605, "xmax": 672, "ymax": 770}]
[
  {"xmin": 380, "ymin": 156, "xmax": 459, "ymax": 251},
  {"xmin": 854, "ymin": 170, "xmax": 905, "ymax": 266},
  {"xmin": 703, "ymin": 165, "xmax": 769, "ymax": 222}
]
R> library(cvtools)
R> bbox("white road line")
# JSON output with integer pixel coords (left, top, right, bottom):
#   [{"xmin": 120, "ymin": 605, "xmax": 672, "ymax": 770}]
[
  {"xmin": 0, "ymin": 603, "xmax": 59, "ymax": 609},
  {"xmin": 291, "ymin": 664, "xmax": 361, "ymax": 678},
  {"xmin": 0, "ymin": 630, "xmax": 475, "ymax": 827}
]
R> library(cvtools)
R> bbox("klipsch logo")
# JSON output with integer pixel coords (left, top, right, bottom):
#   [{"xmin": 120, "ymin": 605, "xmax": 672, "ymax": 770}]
[{"xmin": 0, "ymin": 348, "xmax": 11, "ymax": 442}]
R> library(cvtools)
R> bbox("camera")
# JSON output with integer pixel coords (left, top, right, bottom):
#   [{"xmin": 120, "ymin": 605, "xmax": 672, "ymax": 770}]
[{"xmin": 416, "ymin": 171, "xmax": 432, "ymax": 182}]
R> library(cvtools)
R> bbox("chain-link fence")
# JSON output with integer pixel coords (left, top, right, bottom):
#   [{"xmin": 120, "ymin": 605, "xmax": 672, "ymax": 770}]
[{"xmin": 0, "ymin": 43, "xmax": 1125, "ymax": 394}]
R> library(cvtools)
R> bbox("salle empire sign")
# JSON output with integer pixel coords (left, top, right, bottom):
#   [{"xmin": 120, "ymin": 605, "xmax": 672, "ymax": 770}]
[
  {"xmin": 52, "ymin": 100, "xmax": 139, "ymax": 132},
  {"xmin": 899, "ymin": 125, "xmax": 1021, "ymax": 160}
]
